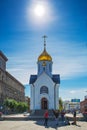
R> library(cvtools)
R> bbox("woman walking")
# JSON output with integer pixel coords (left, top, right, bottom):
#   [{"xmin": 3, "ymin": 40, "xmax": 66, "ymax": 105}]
[{"xmin": 44, "ymin": 110, "xmax": 49, "ymax": 127}]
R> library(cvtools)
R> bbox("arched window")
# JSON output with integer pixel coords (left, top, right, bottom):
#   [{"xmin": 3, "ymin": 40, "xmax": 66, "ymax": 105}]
[{"xmin": 40, "ymin": 86, "xmax": 48, "ymax": 94}]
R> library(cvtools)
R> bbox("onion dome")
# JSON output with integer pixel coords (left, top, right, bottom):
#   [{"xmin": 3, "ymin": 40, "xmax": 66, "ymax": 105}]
[{"xmin": 38, "ymin": 47, "xmax": 52, "ymax": 61}]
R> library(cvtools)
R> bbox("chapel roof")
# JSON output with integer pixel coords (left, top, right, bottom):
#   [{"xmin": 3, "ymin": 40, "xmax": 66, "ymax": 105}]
[{"xmin": 29, "ymin": 74, "xmax": 60, "ymax": 84}]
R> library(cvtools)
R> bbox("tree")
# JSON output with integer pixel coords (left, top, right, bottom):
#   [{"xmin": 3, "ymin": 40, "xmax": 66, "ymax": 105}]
[
  {"xmin": 59, "ymin": 97, "xmax": 63, "ymax": 112},
  {"xmin": 4, "ymin": 98, "xmax": 9, "ymax": 108},
  {"xmin": 3, "ymin": 98, "xmax": 28, "ymax": 114}
]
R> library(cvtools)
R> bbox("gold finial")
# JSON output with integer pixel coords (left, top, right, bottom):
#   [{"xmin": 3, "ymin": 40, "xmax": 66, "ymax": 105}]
[{"xmin": 42, "ymin": 35, "xmax": 47, "ymax": 49}]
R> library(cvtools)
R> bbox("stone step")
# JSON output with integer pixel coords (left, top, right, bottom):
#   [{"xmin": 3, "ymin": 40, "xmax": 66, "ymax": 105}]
[{"xmin": 30, "ymin": 110, "xmax": 55, "ymax": 117}]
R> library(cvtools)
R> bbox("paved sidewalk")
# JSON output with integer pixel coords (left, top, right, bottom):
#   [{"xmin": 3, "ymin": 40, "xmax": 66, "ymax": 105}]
[{"xmin": 0, "ymin": 120, "xmax": 87, "ymax": 130}]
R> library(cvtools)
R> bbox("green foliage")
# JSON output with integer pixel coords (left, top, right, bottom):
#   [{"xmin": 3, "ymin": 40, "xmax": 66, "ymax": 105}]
[
  {"xmin": 4, "ymin": 98, "xmax": 9, "ymax": 107},
  {"xmin": 3, "ymin": 98, "xmax": 28, "ymax": 113},
  {"xmin": 59, "ymin": 97, "xmax": 63, "ymax": 112},
  {"xmin": 17, "ymin": 102, "xmax": 28, "ymax": 113}
]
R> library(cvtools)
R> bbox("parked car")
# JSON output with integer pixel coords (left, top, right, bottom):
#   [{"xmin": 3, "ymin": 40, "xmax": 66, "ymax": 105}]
[{"xmin": 23, "ymin": 112, "xmax": 29, "ymax": 116}]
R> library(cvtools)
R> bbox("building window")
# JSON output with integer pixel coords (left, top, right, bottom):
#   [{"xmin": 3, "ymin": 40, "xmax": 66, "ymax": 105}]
[{"xmin": 40, "ymin": 86, "xmax": 48, "ymax": 94}]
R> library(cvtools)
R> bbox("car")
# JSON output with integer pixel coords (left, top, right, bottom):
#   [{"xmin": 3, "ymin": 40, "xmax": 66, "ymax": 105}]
[{"xmin": 23, "ymin": 112, "xmax": 29, "ymax": 116}]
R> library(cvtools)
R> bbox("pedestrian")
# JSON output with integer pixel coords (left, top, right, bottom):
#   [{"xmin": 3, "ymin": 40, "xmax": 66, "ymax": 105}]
[
  {"xmin": 65, "ymin": 117, "xmax": 70, "ymax": 125},
  {"xmin": 61, "ymin": 110, "xmax": 65, "ymax": 122},
  {"xmin": 72, "ymin": 110, "xmax": 77, "ymax": 125},
  {"xmin": 44, "ymin": 110, "xmax": 49, "ymax": 127},
  {"xmin": 52, "ymin": 109, "xmax": 59, "ymax": 126}
]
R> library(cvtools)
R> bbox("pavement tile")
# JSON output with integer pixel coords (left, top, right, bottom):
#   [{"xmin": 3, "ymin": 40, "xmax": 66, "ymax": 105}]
[{"xmin": 0, "ymin": 120, "xmax": 87, "ymax": 130}]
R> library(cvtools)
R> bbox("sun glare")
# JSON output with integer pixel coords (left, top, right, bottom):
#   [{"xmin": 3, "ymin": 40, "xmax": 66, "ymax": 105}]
[
  {"xmin": 34, "ymin": 4, "xmax": 45, "ymax": 17},
  {"xmin": 27, "ymin": 0, "xmax": 54, "ymax": 28}
]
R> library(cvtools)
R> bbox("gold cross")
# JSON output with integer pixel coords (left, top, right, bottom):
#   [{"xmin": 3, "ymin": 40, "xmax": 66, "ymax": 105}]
[{"xmin": 42, "ymin": 35, "xmax": 47, "ymax": 47}]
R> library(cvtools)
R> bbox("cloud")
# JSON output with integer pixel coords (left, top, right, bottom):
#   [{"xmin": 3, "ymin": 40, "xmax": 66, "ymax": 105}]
[
  {"xmin": 60, "ymin": 88, "xmax": 87, "ymax": 101},
  {"xmin": 57, "ymin": 56, "xmax": 87, "ymax": 79},
  {"xmin": 7, "ymin": 67, "xmax": 37, "ymax": 85},
  {"xmin": 7, "ymin": 55, "xmax": 37, "ymax": 84},
  {"xmin": 6, "ymin": 41, "xmax": 87, "ymax": 85},
  {"xmin": 52, "ymin": 41, "xmax": 87, "ymax": 79},
  {"xmin": 69, "ymin": 90, "xmax": 76, "ymax": 94}
]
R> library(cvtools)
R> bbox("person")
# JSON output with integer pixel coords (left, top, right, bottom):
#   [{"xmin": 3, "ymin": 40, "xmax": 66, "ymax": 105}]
[
  {"xmin": 72, "ymin": 110, "xmax": 77, "ymax": 125},
  {"xmin": 52, "ymin": 109, "xmax": 59, "ymax": 126},
  {"xmin": 61, "ymin": 110, "xmax": 65, "ymax": 122},
  {"xmin": 44, "ymin": 110, "xmax": 49, "ymax": 127},
  {"xmin": 65, "ymin": 117, "xmax": 70, "ymax": 125}
]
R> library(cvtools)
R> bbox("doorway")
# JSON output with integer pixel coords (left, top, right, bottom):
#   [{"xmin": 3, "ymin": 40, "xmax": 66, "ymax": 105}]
[{"xmin": 41, "ymin": 98, "xmax": 48, "ymax": 109}]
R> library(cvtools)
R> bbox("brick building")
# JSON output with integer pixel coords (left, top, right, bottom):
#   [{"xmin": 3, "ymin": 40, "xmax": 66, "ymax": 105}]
[
  {"xmin": 0, "ymin": 51, "xmax": 25, "ymax": 110},
  {"xmin": 80, "ymin": 96, "xmax": 87, "ymax": 113},
  {"xmin": 25, "ymin": 96, "xmax": 30, "ymax": 112}
]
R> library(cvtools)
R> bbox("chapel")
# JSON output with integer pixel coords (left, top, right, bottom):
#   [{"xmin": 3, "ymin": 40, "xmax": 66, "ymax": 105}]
[{"xmin": 29, "ymin": 36, "xmax": 60, "ymax": 111}]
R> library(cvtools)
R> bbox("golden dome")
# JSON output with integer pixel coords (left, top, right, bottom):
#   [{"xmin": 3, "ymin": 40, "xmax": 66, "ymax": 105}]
[
  {"xmin": 38, "ymin": 35, "xmax": 52, "ymax": 61},
  {"xmin": 38, "ymin": 48, "xmax": 52, "ymax": 61}
]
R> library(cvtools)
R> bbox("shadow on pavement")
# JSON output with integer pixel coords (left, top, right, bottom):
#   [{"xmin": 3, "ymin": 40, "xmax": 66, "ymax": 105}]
[
  {"xmin": 75, "ymin": 124, "xmax": 81, "ymax": 127},
  {"xmin": 34, "ymin": 119, "xmax": 73, "ymax": 129}
]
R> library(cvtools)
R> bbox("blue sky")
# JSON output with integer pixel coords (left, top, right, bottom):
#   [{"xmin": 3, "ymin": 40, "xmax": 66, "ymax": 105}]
[{"xmin": 0, "ymin": 0, "xmax": 87, "ymax": 101}]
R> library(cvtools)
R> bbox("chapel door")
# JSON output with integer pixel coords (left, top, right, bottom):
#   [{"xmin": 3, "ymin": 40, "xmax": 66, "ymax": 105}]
[{"xmin": 41, "ymin": 98, "xmax": 48, "ymax": 109}]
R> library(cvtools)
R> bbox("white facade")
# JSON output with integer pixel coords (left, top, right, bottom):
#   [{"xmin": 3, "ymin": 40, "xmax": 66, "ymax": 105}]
[
  {"xmin": 29, "ymin": 39, "xmax": 60, "ymax": 110},
  {"xmin": 30, "ymin": 72, "xmax": 59, "ymax": 110}
]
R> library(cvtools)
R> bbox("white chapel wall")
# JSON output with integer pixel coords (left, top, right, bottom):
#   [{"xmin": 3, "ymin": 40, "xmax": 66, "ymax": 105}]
[{"xmin": 34, "ymin": 73, "xmax": 55, "ymax": 109}]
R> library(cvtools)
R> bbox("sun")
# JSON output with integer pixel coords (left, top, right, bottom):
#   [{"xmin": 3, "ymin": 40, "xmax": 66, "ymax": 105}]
[
  {"xmin": 34, "ymin": 4, "xmax": 45, "ymax": 17},
  {"xmin": 27, "ymin": 1, "xmax": 54, "ymax": 27}
]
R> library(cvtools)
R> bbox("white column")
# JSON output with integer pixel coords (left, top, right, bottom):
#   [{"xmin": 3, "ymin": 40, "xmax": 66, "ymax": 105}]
[
  {"xmin": 30, "ymin": 85, "xmax": 33, "ymax": 110},
  {"xmin": 33, "ymin": 84, "xmax": 35, "ymax": 110},
  {"xmin": 58, "ymin": 85, "xmax": 59, "ymax": 109},
  {"xmin": 56, "ymin": 84, "xmax": 59, "ymax": 109},
  {"xmin": 30, "ymin": 84, "xmax": 35, "ymax": 110},
  {"xmin": 54, "ymin": 84, "xmax": 56, "ymax": 109}
]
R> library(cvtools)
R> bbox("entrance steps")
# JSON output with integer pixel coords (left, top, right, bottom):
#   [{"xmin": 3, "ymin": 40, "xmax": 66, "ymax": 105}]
[{"xmin": 29, "ymin": 109, "xmax": 55, "ymax": 120}]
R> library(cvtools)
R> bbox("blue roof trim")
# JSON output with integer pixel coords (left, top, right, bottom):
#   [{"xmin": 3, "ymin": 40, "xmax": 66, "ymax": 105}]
[
  {"xmin": 29, "ymin": 74, "xmax": 60, "ymax": 84},
  {"xmin": 29, "ymin": 75, "xmax": 37, "ymax": 84},
  {"xmin": 52, "ymin": 74, "xmax": 60, "ymax": 84}
]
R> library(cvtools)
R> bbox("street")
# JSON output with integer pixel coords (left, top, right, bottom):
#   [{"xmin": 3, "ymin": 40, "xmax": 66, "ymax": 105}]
[{"xmin": 0, "ymin": 120, "xmax": 87, "ymax": 130}]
